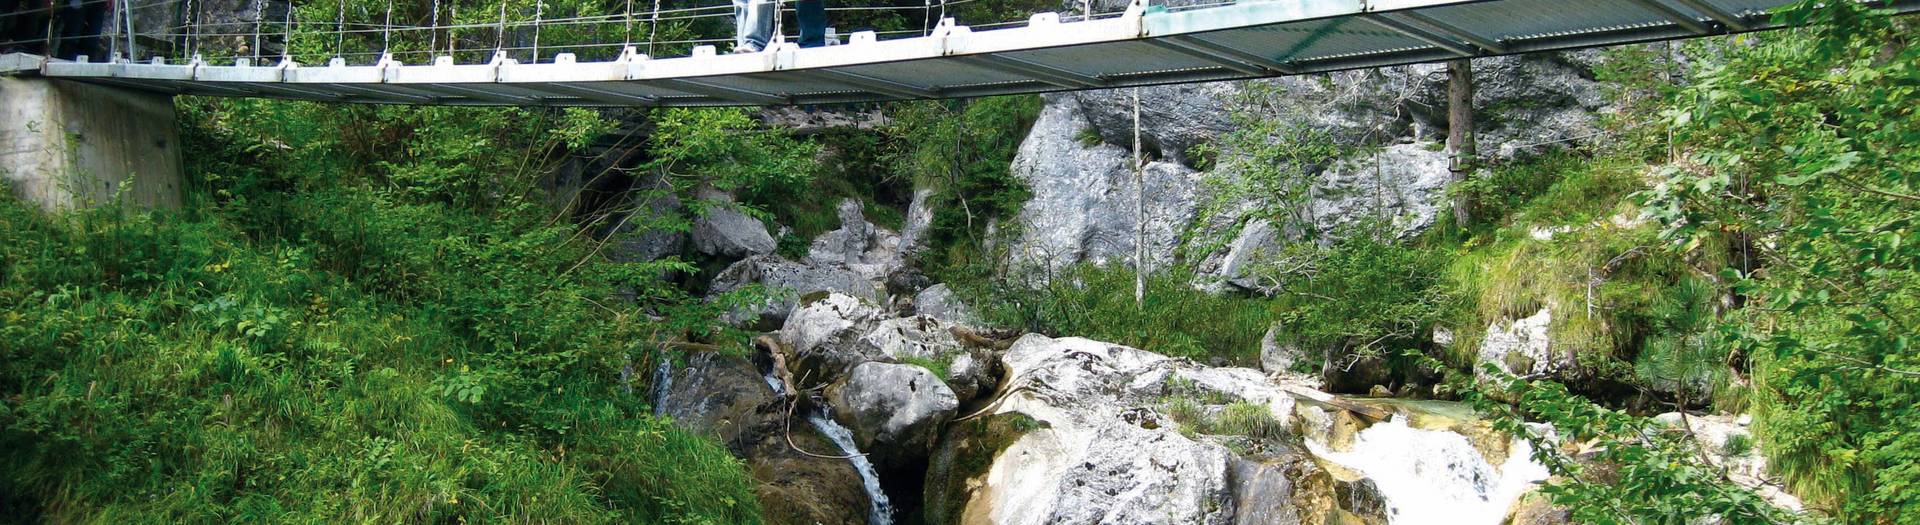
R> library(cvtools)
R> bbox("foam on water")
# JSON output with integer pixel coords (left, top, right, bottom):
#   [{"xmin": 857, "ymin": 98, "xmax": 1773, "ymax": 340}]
[{"xmin": 1308, "ymin": 417, "xmax": 1550, "ymax": 525}]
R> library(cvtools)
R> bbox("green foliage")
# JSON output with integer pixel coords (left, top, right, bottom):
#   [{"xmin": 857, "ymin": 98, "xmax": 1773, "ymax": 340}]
[
  {"xmin": 1723, "ymin": 432, "xmax": 1755, "ymax": 457},
  {"xmin": 646, "ymin": 107, "xmax": 821, "ymax": 201},
  {"xmin": 888, "ymin": 96, "xmax": 1042, "ymax": 278},
  {"xmin": 0, "ymin": 98, "xmax": 762, "ymax": 523},
  {"xmin": 1636, "ymin": 2, "xmax": 1920, "ymax": 519},
  {"xmin": 966, "ymin": 264, "xmax": 1272, "ymax": 364},
  {"xmin": 1265, "ymin": 224, "xmax": 1452, "ymax": 370},
  {"xmin": 1186, "ymin": 87, "xmax": 1342, "ymax": 258},
  {"xmin": 1471, "ymin": 369, "xmax": 1796, "ymax": 525},
  {"xmin": 1212, "ymin": 402, "xmax": 1287, "ymax": 442}
]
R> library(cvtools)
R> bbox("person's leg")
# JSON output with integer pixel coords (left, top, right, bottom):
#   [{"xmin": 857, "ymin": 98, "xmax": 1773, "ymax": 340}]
[
  {"xmin": 733, "ymin": 0, "xmax": 773, "ymax": 52},
  {"xmin": 796, "ymin": 0, "xmax": 825, "ymax": 48}
]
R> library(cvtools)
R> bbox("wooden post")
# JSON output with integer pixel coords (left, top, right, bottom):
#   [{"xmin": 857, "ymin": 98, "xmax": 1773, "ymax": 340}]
[{"xmin": 1446, "ymin": 58, "xmax": 1476, "ymax": 228}]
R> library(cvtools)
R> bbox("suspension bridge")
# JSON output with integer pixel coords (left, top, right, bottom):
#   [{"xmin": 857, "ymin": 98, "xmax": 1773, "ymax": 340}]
[{"xmin": 2, "ymin": 0, "xmax": 1916, "ymax": 107}]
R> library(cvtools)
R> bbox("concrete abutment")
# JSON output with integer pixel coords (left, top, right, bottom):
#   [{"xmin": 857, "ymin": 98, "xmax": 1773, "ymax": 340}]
[{"xmin": 1, "ymin": 77, "xmax": 182, "ymax": 211}]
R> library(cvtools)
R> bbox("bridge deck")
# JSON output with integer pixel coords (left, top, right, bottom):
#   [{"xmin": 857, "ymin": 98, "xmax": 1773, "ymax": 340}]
[{"xmin": 5, "ymin": 0, "xmax": 1914, "ymax": 106}]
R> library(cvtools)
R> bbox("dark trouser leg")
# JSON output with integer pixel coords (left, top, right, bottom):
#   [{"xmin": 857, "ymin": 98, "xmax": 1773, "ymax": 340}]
[{"xmin": 796, "ymin": 0, "xmax": 825, "ymax": 48}]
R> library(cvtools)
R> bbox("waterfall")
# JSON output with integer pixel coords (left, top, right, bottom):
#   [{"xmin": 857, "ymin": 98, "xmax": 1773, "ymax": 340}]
[
  {"xmin": 1308, "ymin": 417, "xmax": 1550, "ymax": 525},
  {"xmin": 762, "ymin": 371, "xmax": 895, "ymax": 525},
  {"xmin": 809, "ymin": 410, "xmax": 896, "ymax": 525},
  {"xmin": 649, "ymin": 359, "xmax": 673, "ymax": 416}
]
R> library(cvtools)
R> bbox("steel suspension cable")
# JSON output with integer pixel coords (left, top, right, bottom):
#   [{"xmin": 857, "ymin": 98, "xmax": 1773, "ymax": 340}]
[
  {"xmin": 381, "ymin": 0, "xmax": 393, "ymax": 54},
  {"xmin": 532, "ymin": 0, "xmax": 543, "ymax": 62},
  {"xmin": 251, "ymin": 0, "xmax": 263, "ymax": 62},
  {"xmin": 281, "ymin": 0, "xmax": 291, "ymax": 61},
  {"xmin": 647, "ymin": 0, "xmax": 660, "ymax": 55},
  {"xmin": 335, "ymin": 0, "xmax": 345, "ymax": 59},
  {"xmin": 429, "ymin": 0, "xmax": 440, "ymax": 55}
]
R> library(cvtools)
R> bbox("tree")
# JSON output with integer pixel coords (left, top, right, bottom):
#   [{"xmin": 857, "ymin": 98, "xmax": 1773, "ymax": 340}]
[{"xmin": 1447, "ymin": 58, "xmax": 1477, "ymax": 227}]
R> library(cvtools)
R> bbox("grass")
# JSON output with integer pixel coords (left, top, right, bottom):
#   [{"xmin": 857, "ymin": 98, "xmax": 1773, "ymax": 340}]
[
  {"xmin": 900, "ymin": 354, "xmax": 954, "ymax": 380},
  {"xmin": 965, "ymin": 265, "xmax": 1275, "ymax": 365},
  {"xmin": 0, "ymin": 99, "xmax": 764, "ymax": 523}
]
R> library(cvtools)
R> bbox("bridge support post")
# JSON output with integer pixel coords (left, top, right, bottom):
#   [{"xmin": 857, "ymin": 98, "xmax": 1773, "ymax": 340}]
[{"xmin": 0, "ymin": 77, "xmax": 181, "ymax": 211}]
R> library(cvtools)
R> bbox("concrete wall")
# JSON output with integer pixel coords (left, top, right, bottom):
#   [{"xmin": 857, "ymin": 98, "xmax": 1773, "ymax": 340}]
[{"xmin": 0, "ymin": 77, "xmax": 181, "ymax": 211}]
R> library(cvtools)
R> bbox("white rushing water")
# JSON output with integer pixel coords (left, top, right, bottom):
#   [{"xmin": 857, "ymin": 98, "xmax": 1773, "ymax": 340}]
[
  {"xmin": 761, "ymin": 371, "xmax": 895, "ymax": 525},
  {"xmin": 650, "ymin": 360, "xmax": 673, "ymax": 416},
  {"xmin": 1308, "ymin": 417, "xmax": 1551, "ymax": 525},
  {"xmin": 809, "ymin": 410, "xmax": 896, "ymax": 525}
]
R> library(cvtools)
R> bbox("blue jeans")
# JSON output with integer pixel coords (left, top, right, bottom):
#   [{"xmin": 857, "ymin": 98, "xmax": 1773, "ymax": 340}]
[
  {"xmin": 734, "ymin": 0, "xmax": 774, "ymax": 51},
  {"xmin": 796, "ymin": 0, "xmax": 826, "ymax": 48}
]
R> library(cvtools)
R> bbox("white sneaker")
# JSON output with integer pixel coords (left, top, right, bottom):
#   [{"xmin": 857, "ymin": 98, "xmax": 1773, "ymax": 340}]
[{"xmin": 731, "ymin": 44, "xmax": 762, "ymax": 54}]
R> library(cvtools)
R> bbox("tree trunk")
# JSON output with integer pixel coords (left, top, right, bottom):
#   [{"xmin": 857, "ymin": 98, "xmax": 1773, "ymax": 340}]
[{"xmin": 1446, "ymin": 58, "xmax": 1476, "ymax": 228}]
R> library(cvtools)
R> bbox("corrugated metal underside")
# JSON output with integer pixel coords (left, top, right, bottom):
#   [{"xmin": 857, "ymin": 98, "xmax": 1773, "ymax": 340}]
[{"xmin": 21, "ymin": 0, "xmax": 1920, "ymax": 106}]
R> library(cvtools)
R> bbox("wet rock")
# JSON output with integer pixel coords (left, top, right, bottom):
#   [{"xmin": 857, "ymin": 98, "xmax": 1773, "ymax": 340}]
[
  {"xmin": 654, "ymin": 353, "xmax": 872, "ymax": 525},
  {"xmin": 1503, "ymin": 491, "xmax": 1572, "ymax": 525},
  {"xmin": 691, "ymin": 186, "xmax": 776, "ymax": 258},
  {"xmin": 826, "ymin": 362, "xmax": 959, "ymax": 471},
  {"xmin": 1322, "ymin": 346, "xmax": 1394, "ymax": 395}
]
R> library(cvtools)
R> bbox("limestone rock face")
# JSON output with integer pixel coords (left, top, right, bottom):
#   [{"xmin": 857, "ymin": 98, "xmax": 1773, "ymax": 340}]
[
  {"xmin": 1009, "ymin": 52, "xmax": 1611, "ymax": 281},
  {"xmin": 690, "ymin": 186, "xmax": 776, "ymax": 258},
  {"xmin": 1005, "ymin": 100, "xmax": 1204, "ymax": 274},
  {"xmin": 825, "ymin": 362, "xmax": 960, "ymax": 471}
]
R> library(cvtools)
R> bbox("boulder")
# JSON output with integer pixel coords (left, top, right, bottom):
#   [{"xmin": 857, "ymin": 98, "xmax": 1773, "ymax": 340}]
[
  {"xmin": 806, "ymin": 198, "xmax": 907, "ymax": 283},
  {"xmin": 1476, "ymin": 308, "xmax": 1569, "ymax": 383},
  {"xmin": 858, "ymin": 315, "xmax": 963, "ymax": 361},
  {"xmin": 913, "ymin": 283, "xmax": 979, "ymax": 325},
  {"xmin": 944, "ymin": 334, "xmax": 1315, "ymax": 525},
  {"xmin": 825, "ymin": 362, "xmax": 959, "ymax": 471},
  {"xmin": 1198, "ymin": 219, "xmax": 1284, "ymax": 293},
  {"xmin": 1259, "ymin": 324, "xmax": 1307, "ymax": 375},
  {"xmin": 779, "ymin": 292, "xmax": 887, "ymax": 389},
  {"xmin": 691, "ymin": 186, "xmax": 776, "ymax": 258},
  {"xmin": 943, "ymin": 350, "xmax": 995, "ymax": 405},
  {"xmin": 600, "ymin": 179, "xmax": 685, "ymax": 264},
  {"xmin": 896, "ymin": 185, "xmax": 938, "ymax": 256},
  {"xmin": 929, "ymin": 333, "xmax": 1552, "ymax": 525},
  {"xmin": 1653, "ymin": 412, "xmax": 1801, "ymax": 511},
  {"xmin": 711, "ymin": 255, "xmax": 883, "ymax": 329}
]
